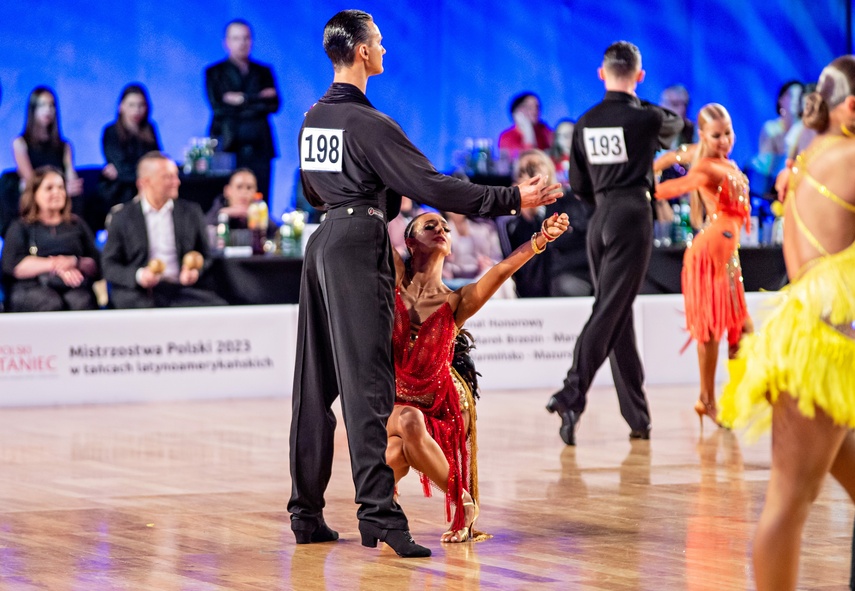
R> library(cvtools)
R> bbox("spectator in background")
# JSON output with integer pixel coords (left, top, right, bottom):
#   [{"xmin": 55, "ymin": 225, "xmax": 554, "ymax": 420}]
[
  {"xmin": 1, "ymin": 166, "xmax": 100, "ymax": 312},
  {"xmin": 659, "ymin": 84, "xmax": 696, "ymax": 148},
  {"xmin": 103, "ymin": 152, "xmax": 226, "ymax": 309},
  {"xmin": 205, "ymin": 19, "xmax": 280, "ymax": 203},
  {"xmin": 499, "ymin": 150, "xmax": 554, "ymax": 297},
  {"xmin": 656, "ymin": 84, "xmax": 697, "ymax": 224},
  {"xmin": 99, "ymin": 83, "xmax": 162, "ymax": 209},
  {"xmin": 750, "ymin": 80, "xmax": 804, "ymax": 190},
  {"xmin": 205, "ymin": 167, "xmax": 278, "ymax": 238},
  {"xmin": 548, "ymin": 118, "xmax": 575, "ymax": 186},
  {"xmin": 498, "ymin": 92, "xmax": 553, "ymax": 159},
  {"xmin": 387, "ymin": 196, "xmax": 423, "ymax": 257},
  {"xmin": 7, "ymin": 87, "xmax": 83, "ymax": 235}
]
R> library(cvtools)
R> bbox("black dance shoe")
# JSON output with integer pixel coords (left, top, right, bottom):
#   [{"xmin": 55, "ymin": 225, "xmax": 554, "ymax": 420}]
[
  {"xmin": 358, "ymin": 522, "xmax": 432, "ymax": 558},
  {"xmin": 629, "ymin": 427, "xmax": 651, "ymax": 440},
  {"xmin": 546, "ymin": 395, "xmax": 579, "ymax": 446},
  {"xmin": 292, "ymin": 520, "xmax": 340, "ymax": 544}
]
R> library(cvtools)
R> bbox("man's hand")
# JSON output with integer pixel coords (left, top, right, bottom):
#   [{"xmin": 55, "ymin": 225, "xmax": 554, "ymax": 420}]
[
  {"xmin": 223, "ymin": 91, "xmax": 245, "ymax": 106},
  {"xmin": 179, "ymin": 268, "xmax": 199, "ymax": 286},
  {"xmin": 138, "ymin": 267, "xmax": 161, "ymax": 289},
  {"xmin": 102, "ymin": 163, "xmax": 118, "ymax": 180},
  {"xmin": 258, "ymin": 88, "xmax": 277, "ymax": 99},
  {"xmin": 518, "ymin": 175, "xmax": 563, "ymax": 210}
]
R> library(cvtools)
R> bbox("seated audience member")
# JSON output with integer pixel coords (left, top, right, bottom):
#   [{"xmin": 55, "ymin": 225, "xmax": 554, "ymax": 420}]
[
  {"xmin": 103, "ymin": 152, "xmax": 226, "ymax": 308},
  {"xmin": 205, "ymin": 168, "xmax": 277, "ymax": 237},
  {"xmin": 443, "ymin": 211, "xmax": 513, "ymax": 296},
  {"xmin": 13, "ymin": 86, "xmax": 83, "ymax": 198},
  {"xmin": 749, "ymin": 80, "xmax": 804, "ymax": 188},
  {"xmin": 500, "ymin": 150, "xmax": 551, "ymax": 297},
  {"xmin": 1, "ymin": 166, "xmax": 100, "ymax": 312},
  {"xmin": 655, "ymin": 84, "xmax": 698, "ymax": 224},
  {"xmin": 548, "ymin": 118, "xmax": 575, "ymax": 186},
  {"xmin": 659, "ymin": 84, "xmax": 696, "ymax": 149},
  {"xmin": 387, "ymin": 196, "xmax": 423, "ymax": 257},
  {"xmin": 100, "ymin": 83, "xmax": 162, "ymax": 208},
  {"xmin": 526, "ymin": 150, "xmax": 593, "ymax": 296},
  {"xmin": 498, "ymin": 92, "xmax": 553, "ymax": 159}
]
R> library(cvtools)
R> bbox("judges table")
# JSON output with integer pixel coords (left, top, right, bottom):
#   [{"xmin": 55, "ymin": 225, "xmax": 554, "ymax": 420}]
[
  {"xmin": 641, "ymin": 245, "xmax": 787, "ymax": 294},
  {"xmin": 209, "ymin": 245, "xmax": 786, "ymax": 305}
]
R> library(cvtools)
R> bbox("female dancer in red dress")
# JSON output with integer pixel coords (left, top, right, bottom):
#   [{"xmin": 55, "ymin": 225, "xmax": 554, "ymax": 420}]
[
  {"xmin": 654, "ymin": 103, "xmax": 752, "ymax": 426},
  {"xmin": 386, "ymin": 210, "xmax": 569, "ymax": 542}
]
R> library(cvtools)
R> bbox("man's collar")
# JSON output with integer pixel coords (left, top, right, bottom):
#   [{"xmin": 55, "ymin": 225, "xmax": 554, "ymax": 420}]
[{"xmin": 141, "ymin": 196, "xmax": 175, "ymax": 214}]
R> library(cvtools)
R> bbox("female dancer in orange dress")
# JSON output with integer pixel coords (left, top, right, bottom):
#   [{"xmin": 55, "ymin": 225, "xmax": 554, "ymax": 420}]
[
  {"xmin": 653, "ymin": 103, "xmax": 752, "ymax": 426},
  {"xmin": 386, "ymin": 210, "xmax": 569, "ymax": 542}
]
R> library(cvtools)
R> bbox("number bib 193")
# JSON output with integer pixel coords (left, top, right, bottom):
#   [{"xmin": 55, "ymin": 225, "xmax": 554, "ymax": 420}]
[
  {"xmin": 583, "ymin": 127, "xmax": 628, "ymax": 165},
  {"xmin": 301, "ymin": 127, "xmax": 344, "ymax": 172}
]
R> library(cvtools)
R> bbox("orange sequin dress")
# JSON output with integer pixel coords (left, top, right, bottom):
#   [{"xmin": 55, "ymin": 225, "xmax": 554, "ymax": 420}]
[
  {"xmin": 392, "ymin": 291, "xmax": 469, "ymax": 532},
  {"xmin": 656, "ymin": 158, "xmax": 751, "ymax": 345}
]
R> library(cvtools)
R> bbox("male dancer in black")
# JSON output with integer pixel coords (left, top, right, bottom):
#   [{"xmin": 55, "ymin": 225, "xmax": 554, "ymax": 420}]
[
  {"xmin": 289, "ymin": 10, "xmax": 562, "ymax": 557},
  {"xmin": 546, "ymin": 41, "xmax": 683, "ymax": 445}
]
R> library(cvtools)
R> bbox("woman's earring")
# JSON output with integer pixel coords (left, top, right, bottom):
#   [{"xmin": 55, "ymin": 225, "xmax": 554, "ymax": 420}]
[{"xmin": 842, "ymin": 123, "xmax": 855, "ymax": 138}]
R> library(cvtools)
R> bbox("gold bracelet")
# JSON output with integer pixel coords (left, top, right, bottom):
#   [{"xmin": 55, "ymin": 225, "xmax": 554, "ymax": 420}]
[{"xmin": 531, "ymin": 233, "xmax": 546, "ymax": 254}]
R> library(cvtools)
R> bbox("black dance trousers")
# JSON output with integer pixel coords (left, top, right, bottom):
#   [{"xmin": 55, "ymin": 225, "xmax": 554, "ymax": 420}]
[
  {"xmin": 555, "ymin": 189, "xmax": 653, "ymax": 431},
  {"xmin": 288, "ymin": 206, "xmax": 408, "ymax": 531}
]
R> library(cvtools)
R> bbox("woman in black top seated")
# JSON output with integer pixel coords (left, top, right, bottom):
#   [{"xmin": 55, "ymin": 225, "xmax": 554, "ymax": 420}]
[
  {"xmin": 1, "ymin": 166, "xmax": 101, "ymax": 312},
  {"xmin": 12, "ymin": 87, "xmax": 83, "ymax": 198},
  {"xmin": 100, "ymin": 83, "xmax": 162, "ymax": 207}
]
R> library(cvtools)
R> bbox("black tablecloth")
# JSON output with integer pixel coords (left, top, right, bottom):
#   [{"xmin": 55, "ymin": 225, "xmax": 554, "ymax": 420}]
[
  {"xmin": 208, "ymin": 245, "xmax": 787, "ymax": 306},
  {"xmin": 210, "ymin": 255, "xmax": 302, "ymax": 305},
  {"xmin": 641, "ymin": 245, "xmax": 787, "ymax": 294}
]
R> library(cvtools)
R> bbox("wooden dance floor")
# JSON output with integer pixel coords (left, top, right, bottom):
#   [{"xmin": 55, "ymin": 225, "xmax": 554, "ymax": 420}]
[{"xmin": 0, "ymin": 386, "xmax": 852, "ymax": 590}]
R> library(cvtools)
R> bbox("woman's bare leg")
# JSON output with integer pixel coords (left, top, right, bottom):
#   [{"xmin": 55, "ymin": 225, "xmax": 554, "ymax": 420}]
[
  {"xmin": 697, "ymin": 338, "xmax": 719, "ymax": 409},
  {"xmin": 387, "ymin": 406, "xmax": 450, "ymax": 491},
  {"xmin": 385, "ymin": 435, "xmax": 409, "ymax": 483},
  {"xmin": 753, "ymin": 393, "xmax": 848, "ymax": 591}
]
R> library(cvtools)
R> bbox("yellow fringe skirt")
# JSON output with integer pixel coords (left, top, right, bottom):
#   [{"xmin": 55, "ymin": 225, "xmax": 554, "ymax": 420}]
[{"xmin": 718, "ymin": 247, "xmax": 855, "ymax": 436}]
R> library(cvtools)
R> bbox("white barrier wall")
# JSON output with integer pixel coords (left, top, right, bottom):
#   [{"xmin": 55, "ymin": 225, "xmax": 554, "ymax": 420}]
[
  {"xmin": 0, "ymin": 306, "xmax": 298, "ymax": 406},
  {"xmin": 0, "ymin": 293, "xmax": 774, "ymax": 406}
]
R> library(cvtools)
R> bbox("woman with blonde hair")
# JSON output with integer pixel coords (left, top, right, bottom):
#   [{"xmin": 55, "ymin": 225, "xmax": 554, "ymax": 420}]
[
  {"xmin": 653, "ymin": 103, "xmax": 752, "ymax": 426},
  {"xmin": 719, "ymin": 55, "xmax": 855, "ymax": 591}
]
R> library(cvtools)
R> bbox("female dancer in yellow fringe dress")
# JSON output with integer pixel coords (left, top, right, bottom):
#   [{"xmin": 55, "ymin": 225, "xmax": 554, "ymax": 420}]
[
  {"xmin": 654, "ymin": 104, "xmax": 752, "ymax": 427},
  {"xmin": 718, "ymin": 55, "xmax": 855, "ymax": 591}
]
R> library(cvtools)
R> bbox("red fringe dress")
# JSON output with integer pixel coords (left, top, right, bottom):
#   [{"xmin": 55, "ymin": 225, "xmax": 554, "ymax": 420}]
[
  {"xmin": 392, "ymin": 290, "xmax": 469, "ymax": 532},
  {"xmin": 656, "ymin": 158, "xmax": 751, "ymax": 346}
]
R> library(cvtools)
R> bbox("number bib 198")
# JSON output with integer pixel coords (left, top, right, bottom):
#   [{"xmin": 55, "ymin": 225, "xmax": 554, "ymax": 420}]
[
  {"xmin": 301, "ymin": 127, "xmax": 344, "ymax": 172},
  {"xmin": 583, "ymin": 127, "xmax": 628, "ymax": 165}
]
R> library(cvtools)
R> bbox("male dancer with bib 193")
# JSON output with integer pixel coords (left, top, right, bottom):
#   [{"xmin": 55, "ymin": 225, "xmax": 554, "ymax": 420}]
[{"xmin": 546, "ymin": 41, "xmax": 683, "ymax": 445}]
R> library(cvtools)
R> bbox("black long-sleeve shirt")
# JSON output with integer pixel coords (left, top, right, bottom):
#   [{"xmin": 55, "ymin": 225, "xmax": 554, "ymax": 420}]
[
  {"xmin": 570, "ymin": 91, "xmax": 683, "ymax": 203},
  {"xmin": 299, "ymin": 83, "xmax": 520, "ymax": 220},
  {"xmin": 205, "ymin": 59, "xmax": 280, "ymax": 157}
]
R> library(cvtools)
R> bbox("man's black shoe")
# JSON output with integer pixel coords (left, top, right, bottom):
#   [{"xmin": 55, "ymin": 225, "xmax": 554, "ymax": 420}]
[
  {"xmin": 629, "ymin": 427, "xmax": 651, "ymax": 440},
  {"xmin": 546, "ymin": 395, "xmax": 579, "ymax": 446}
]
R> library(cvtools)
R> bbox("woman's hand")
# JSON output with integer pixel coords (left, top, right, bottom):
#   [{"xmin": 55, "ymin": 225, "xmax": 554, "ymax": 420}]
[
  {"xmin": 50, "ymin": 255, "xmax": 78, "ymax": 273},
  {"xmin": 58, "ymin": 268, "xmax": 84, "ymax": 288},
  {"xmin": 542, "ymin": 213, "xmax": 571, "ymax": 241}
]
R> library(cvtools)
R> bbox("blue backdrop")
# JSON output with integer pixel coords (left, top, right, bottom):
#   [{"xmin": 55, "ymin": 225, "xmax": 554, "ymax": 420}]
[{"xmin": 0, "ymin": 1, "xmax": 849, "ymax": 218}]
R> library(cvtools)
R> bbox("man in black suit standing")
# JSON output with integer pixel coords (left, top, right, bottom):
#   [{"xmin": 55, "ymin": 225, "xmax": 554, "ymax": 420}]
[
  {"xmin": 546, "ymin": 41, "xmax": 683, "ymax": 445},
  {"xmin": 103, "ymin": 152, "xmax": 225, "ymax": 308},
  {"xmin": 205, "ymin": 19, "xmax": 280, "ymax": 203}
]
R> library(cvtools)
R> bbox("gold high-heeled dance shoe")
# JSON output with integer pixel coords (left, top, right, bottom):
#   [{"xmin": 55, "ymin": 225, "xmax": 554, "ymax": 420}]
[
  {"xmin": 441, "ymin": 500, "xmax": 479, "ymax": 543},
  {"xmin": 694, "ymin": 399, "xmax": 722, "ymax": 429}
]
